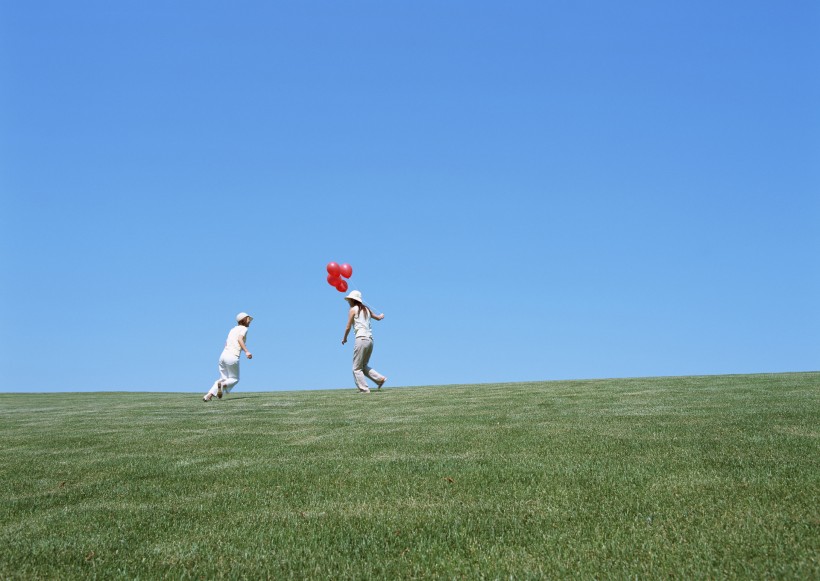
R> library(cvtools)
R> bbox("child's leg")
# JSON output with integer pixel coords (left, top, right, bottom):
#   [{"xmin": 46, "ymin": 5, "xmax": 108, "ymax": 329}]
[{"xmin": 220, "ymin": 355, "xmax": 240, "ymax": 393}]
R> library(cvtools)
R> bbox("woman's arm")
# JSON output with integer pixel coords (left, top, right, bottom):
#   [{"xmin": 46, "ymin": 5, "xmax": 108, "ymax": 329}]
[
  {"xmin": 342, "ymin": 307, "xmax": 356, "ymax": 345},
  {"xmin": 371, "ymin": 311, "xmax": 385, "ymax": 321},
  {"xmin": 238, "ymin": 336, "xmax": 253, "ymax": 359}
]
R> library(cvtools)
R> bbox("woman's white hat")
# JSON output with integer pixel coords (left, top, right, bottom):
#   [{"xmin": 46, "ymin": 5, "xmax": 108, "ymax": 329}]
[
  {"xmin": 236, "ymin": 312, "xmax": 253, "ymax": 322},
  {"xmin": 345, "ymin": 290, "xmax": 363, "ymax": 303}
]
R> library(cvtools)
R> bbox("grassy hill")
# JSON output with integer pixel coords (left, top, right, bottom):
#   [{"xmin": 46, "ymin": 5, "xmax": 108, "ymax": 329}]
[{"xmin": 1, "ymin": 372, "xmax": 818, "ymax": 579}]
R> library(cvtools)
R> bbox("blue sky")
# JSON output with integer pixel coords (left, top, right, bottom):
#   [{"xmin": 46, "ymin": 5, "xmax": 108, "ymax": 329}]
[{"xmin": 1, "ymin": 1, "xmax": 818, "ymax": 393}]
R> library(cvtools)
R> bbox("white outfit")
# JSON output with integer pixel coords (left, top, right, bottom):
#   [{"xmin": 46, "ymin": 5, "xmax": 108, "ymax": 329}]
[
  {"xmin": 206, "ymin": 325, "xmax": 248, "ymax": 397},
  {"xmin": 351, "ymin": 307, "xmax": 384, "ymax": 393},
  {"xmin": 353, "ymin": 307, "xmax": 373, "ymax": 339}
]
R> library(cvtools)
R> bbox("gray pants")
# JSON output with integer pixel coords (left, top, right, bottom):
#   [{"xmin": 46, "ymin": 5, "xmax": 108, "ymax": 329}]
[{"xmin": 353, "ymin": 337, "xmax": 384, "ymax": 392}]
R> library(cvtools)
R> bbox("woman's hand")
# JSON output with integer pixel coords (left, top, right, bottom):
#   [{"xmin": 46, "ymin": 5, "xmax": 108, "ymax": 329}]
[
  {"xmin": 342, "ymin": 308, "xmax": 355, "ymax": 345},
  {"xmin": 246, "ymin": 352, "xmax": 253, "ymax": 359}
]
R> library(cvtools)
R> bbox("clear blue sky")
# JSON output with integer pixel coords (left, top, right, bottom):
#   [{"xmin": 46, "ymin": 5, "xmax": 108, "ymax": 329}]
[{"xmin": 1, "ymin": 1, "xmax": 818, "ymax": 393}]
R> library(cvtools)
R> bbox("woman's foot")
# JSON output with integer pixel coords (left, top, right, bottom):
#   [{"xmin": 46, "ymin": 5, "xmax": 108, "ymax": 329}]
[
  {"xmin": 376, "ymin": 377, "xmax": 387, "ymax": 390},
  {"xmin": 203, "ymin": 394, "xmax": 212, "ymax": 402},
  {"xmin": 217, "ymin": 381, "xmax": 223, "ymax": 399}
]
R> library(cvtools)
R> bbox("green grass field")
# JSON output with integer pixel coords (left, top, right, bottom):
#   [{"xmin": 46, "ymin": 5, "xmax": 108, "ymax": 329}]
[{"xmin": 1, "ymin": 373, "xmax": 818, "ymax": 579}]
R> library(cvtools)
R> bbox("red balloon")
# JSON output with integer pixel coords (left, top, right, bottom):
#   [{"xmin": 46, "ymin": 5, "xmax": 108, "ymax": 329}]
[
  {"xmin": 327, "ymin": 274, "xmax": 342, "ymax": 287},
  {"xmin": 339, "ymin": 263, "xmax": 353, "ymax": 279},
  {"xmin": 326, "ymin": 262, "xmax": 341, "ymax": 277},
  {"xmin": 336, "ymin": 279, "xmax": 349, "ymax": 292}
]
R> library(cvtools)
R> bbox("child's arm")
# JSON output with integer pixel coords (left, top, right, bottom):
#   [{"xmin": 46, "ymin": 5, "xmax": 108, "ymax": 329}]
[{"xmin": 238, "ymin": 335, "xmax": 252, "ymax": 359}]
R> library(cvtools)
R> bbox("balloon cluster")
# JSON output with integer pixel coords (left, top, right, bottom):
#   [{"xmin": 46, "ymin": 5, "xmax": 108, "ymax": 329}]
[{"xmin": 326, "ymin": 262, "xmax": 353, "ymax": 293}]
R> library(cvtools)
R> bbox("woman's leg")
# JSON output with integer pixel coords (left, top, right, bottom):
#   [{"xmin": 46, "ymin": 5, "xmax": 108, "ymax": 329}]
[
  {"xmin": 352, "ymin": 338, "xmax": 372, "ymax": 393},
  {"xmin": 365, "ymin": 367, "xmax": 386, "ymax": 388},
  {"xmin": 362, "ymin": 341, "xmax": 386, "ymax": 388}
]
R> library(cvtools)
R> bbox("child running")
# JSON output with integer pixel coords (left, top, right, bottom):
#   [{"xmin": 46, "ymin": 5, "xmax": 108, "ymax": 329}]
[{"xmin": 203, "ymin": 312, "xmax": 253, "ymax": 402}]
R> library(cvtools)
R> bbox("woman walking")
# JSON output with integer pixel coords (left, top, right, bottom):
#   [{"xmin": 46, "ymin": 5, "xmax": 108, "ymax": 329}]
[
  {"xmin": 342, "ymin": 290, "xmax": 386, "ymax": 394},
  {"xmin": 203, "ymin": 312, "xmax": 254, "ymax": 402}
]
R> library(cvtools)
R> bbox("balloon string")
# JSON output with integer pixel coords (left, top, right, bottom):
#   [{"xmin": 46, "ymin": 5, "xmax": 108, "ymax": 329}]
[
  {"xmin": 363, "ymin": 301, "xmax": 381, "ymax": 315},
  {"xmin": 353, "ymin": 278, "xmax": 380, "ymax": 314},
  {"xmin": 348, "ymin": 283, "xmax": 380, "ymax": 315}
]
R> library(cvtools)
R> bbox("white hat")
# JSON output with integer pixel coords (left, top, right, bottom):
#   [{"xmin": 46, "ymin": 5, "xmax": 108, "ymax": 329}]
[
  {"xmin": 236, "ymin": 312, "xmax": 252, "ymax": 322},
  {"xmin": 345, "ymin": 290, "xmax": 363, "ymax": 303}
]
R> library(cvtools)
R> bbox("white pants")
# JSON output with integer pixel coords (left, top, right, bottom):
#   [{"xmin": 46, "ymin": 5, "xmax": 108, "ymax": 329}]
[
  {"xmin": 207, "ymin": 351, "xmax": 240, "ymax": 397},
  {"xmin": 352, "ymin": 337, "xmax": 384, "ymax": 392}
]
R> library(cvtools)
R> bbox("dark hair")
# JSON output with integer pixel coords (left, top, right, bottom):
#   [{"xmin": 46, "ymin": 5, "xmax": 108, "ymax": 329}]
[
  {"xmin": 349, "ymin": 300, "xmax": 370, "ymax": 320},
  {"xmin": 238, "ymin": 316, "xmax": 252, "ymax": 327}
]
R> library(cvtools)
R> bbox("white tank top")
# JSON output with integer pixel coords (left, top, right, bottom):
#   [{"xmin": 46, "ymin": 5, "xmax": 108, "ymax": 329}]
[
  {"xmin": 223, "ymin": 325, "xmax": 248, "ymax": 357},
  {"xmin": 353, "ymin": 307, "xmax": 372, "ymax": 339}
]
